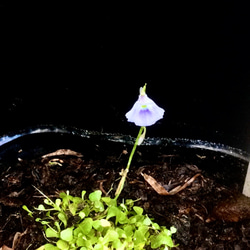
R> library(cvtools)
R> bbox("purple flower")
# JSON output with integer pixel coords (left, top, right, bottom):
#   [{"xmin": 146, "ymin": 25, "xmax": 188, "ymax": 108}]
[{"xmin": 125, "ymin": 84, "xmax": 165, "ymax": 126}]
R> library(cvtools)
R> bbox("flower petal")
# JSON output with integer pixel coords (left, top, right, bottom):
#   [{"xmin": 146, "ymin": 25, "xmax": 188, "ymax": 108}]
[{"xmin": 125, "ymin": 94, "xmax": 165, "ymax": 126}]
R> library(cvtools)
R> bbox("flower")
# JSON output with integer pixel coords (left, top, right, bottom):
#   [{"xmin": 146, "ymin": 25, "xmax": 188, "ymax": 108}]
[{"xmin": 125, "ymin": 84, "xmax": 165, "ymax": 126}]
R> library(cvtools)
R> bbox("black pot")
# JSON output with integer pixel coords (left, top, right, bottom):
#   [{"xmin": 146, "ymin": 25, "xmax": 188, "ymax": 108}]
[{"xmin": 0, "ymin": 125, "xmax": 249, "ymax": 191}]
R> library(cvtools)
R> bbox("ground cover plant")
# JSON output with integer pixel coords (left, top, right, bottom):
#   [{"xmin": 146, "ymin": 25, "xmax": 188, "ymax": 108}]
[{"xmin": 24, "ymin": 188, "xmax": 176, "ymax": 250}]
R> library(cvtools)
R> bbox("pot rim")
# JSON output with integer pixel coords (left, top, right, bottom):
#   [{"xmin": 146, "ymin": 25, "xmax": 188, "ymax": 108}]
[{"xmin": 0, "ymin": 124, "xmax": 249, "ymax": 162}]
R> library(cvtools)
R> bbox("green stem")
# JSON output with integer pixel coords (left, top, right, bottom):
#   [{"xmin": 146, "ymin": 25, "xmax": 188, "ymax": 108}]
[{"xmin": 115, "ymin": 126, "xmax": 146, "ymax": 200}]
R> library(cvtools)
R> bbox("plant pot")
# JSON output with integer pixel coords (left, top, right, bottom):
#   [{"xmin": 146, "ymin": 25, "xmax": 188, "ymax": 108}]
[{"xmin": 0, "ymin": 125, "xmax": 249, "ymax": 249}]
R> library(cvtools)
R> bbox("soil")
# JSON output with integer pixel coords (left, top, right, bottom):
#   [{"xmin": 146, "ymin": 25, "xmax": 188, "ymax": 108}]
[{"xmin": 0, "ymin": 132, "xmax": 250, "ymax": 249}]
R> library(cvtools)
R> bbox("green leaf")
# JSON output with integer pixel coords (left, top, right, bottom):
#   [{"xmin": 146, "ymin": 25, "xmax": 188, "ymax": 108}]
[
  {"xmin": 55, "ymin": 198, "xmax": 61, "ymax": 207},
  {"xmin": 73, "ymin": 196, "xmax": 83, "ymax": 204},
  {"xmin": 106, "ymin": 206, "xmax": 119, "ymax": 220},
  {"xmin": 82, "ymin": 206, "xmax": 91, "ymax": 217},
  {"xmin": 116, "ymin": 228, "xmax": 126, "ymax": 238},
  {"xmin": 133, "ymin": 206, "xmax": 143, "ymax": 215},
  {"xmin": 134, "ymin": 229, "xmax": 146, "ymax": 245},
  {"xmin": 56, "ymin": 240, "xmax": 69, "ymax": 250},
  {"xmin": 60, "ymin": 227, "xmax": 73, "ymax": 242},
  {"xmin": 22, "ymin": 205, "xmax": 33, "ymax": 217},
  {"xmin": 76, "ymin": 237, "xmax": 85, "ymax": 247},
  {"xmin": 105, "ymin": 197, "xmax": 117, "ymax": 207},
  {"xmin": 60, "ymin": 192, "xmax": 73, "ymax": 209},
  {"xmin": 41, "ymin": 220, "xmax": 50, "ymax": 225},
  {"xmin": 100, "ymin": 219, "xmax": 111, "ymax": 227},
  {"xmin": 92, "ymin": 220, "xmax": 101, "ymax": 231},
  {"xmin": 54, "ymin": 221, "xmax": 61, "ymax": 232},
  {"xmin": 45, "ymin": 228, "xmax": 60, "ymax": 238},
  {"xmin": 78, "ymin": 238, "xmax": 93, "ymax": 249},
  {"xmin": 58, "ymin": 212, "xmax": 67, "ymax": 228},
  {"xmin": 37, "ymin": 204, "xmax": 46, "ymax": 210},
  {"xmin": 44, "ymin": 243, "xmax": 60, "ymax": 250},
  {"xmin": 59, "ymin": 192, "xmax": 67, "ymax": 200},
  {"xmin": 89, "ymin": 190, "xmax": 102, "ymax": 201},
  {"xmin": 170, "ymin": 226, "xmax": 177, "ymax": 234},
  {"xmin": 103, "ymin": 229, "xmax": 119, "ymax": 244},
  {"xmin": 152, "ymin": 222, "xmax": 160, "ymax": 230},
  {"xmin": 93, "ymin": 243, "xmax": 102, "ymax": 250},
  {"xmin": 69, "ymin": 202, "xmax": 78, "ymax": 216},
  {"xmin": 81, "ymin": 190, "xmax": 86, "ymax": 200},
  {"xmin": 125, "ymin": 199, "xmax": 134, "ymax": 207},
  {"xmin": 93, "ymin": 200, "xmax": 104, "ymax": 212},
  {"xmin": 107, "ymin": 206, "xmax": 127, "ymax": 224},
  {"xmin": 112, "ymin": 239, "xmax": 123, "ymax": 249},
  {"xmin": 45, "ymin": 211, "xmax": 51, "ymax": 217},
  {"xmin": 150, "ymin": 232, "xmax": 174, "ymax": 248},
  {"xmin": 120, "ymin": 203, "xmax": 127, "ymax": 212},
  {"xmin": 44, "ymin": 198, "xmax": 53, "ymax": 206},
  {"xmin": 76, "ymin": 231, "xmax": 97, "ymax": 247},
  {"xmin": 124, "ymin": 225, "xmax": 134, "ymax": 237},
  {"xmin": 101, "ymin": 197, "xmax": 115, "ymax": 206},
  {"xmin": 79, "ymin": 218, "xmax": 93, "ymax": 235},
  {"xmin": 129, "ymin": 215, "xmax": 144, "ymax": 225},
  {"xmin": 79, "ymin": 211, "xmax": 85, "ymax": 219},
  {"xmin": 142, "ymin": 216, "xmax": 152, "ymax": 226},
  {"xmin": 35, "ymin": 218, "xmax": 42, "ymax": 222},
  {"xmin": 90, "ymin": 235, "xmax": 98, "ymax": 245},
  {"xmin": 56, "ymin": 239, "xmax": 69, "ymax": 250}
]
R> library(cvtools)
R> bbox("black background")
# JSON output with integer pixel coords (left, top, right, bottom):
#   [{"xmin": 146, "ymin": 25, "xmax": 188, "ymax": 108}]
[{"xmin": 1, "ymin": 3, "xmax": 250, "ymax": 151}]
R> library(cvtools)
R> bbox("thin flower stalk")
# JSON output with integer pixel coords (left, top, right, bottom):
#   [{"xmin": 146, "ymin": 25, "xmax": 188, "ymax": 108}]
[
  {"xmin": 115, "ymin": 126, "xmax": 145, "ymax": 199},
  {"xmin": 115, "ymin": 83, "xmax": 165, "ymax": 199}
]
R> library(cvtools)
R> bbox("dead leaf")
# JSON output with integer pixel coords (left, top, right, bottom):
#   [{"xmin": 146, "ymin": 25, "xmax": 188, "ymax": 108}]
[
  {"xmin": 12, "ymin": 231, "xmax": 25, "ymax": 249},
  {"xmin": 13, "ymin": 230, "xmax": 27, "ymax": 249},
  {"xmin": 141, "ymin": 173, "xmax": 201, "ymax": 195},
  {"xmin": 0, "ymin": 245, "xmax": 13, "ymax": 250},
  {"xmin": 168, "ymin": 173, "xmax": 201, "ymax": 195},
  {"xmin": 42, "ymin": 149, "xmax": 83, "ymax": 158},
  {"xmin": 141, "ymin": 173, "xmax": 169, "ymax": 195},
  {"xmin": 0, "ymin": 230, "xmax": 28, "ymax": 250}
]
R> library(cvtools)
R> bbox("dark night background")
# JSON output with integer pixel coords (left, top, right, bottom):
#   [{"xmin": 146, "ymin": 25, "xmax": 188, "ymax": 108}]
[{"xmin": 1, "ymin": 3, "xmax": 250, "ymax": 151}]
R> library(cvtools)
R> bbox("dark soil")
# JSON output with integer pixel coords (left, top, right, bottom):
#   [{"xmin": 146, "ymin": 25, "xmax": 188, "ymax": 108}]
[{"xmin": 0, "ymin": 132, "xmax": 250, "ymax": 249}]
